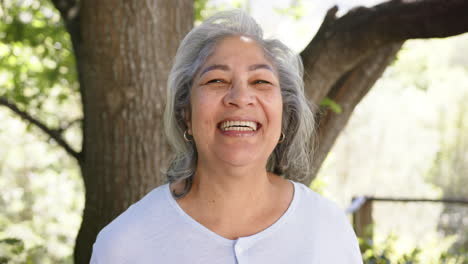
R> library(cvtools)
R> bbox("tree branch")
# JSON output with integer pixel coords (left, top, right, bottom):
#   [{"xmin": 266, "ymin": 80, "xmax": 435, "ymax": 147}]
[
  {"xmin": 50, "ymin": 0, "xmax": 81, "ymax": 61},
  {"xmin": 50, "ymin": 0, "xmax": 80, "ymax": 23},
  {"xmin": 49, "ymin": 0, "xmax": 84, "ymax": 164},
  {"xmin": 301, "ymin": 0, "xmax": 468, "ymax": 105},
  {"xmin": 304, "ymin": 43, "xmax": 402, "ymax": 185},
  {"xmin": 336, "ymin": 0, "xmax": 468, "ymax": 41},
  {"xmin": 299, "ymin": 0, "xmax": 468, "ymax": 182},
  {"xmin": 58, "ymin": 117, "xmax": 83, "ymax": 134},
  {"xmin": 0, "ymin": 97, "xmax": 82, "ymax": 161}
]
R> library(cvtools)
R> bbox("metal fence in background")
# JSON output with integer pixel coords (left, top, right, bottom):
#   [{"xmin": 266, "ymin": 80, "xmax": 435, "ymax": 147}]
[{"xmin": 347, "ymin": 196, "xmax": 468, "ymax": 240}]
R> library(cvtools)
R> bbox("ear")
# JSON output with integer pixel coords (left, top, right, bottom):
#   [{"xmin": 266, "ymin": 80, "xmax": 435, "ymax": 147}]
[{"xmin": 185, "ymin": 109, "xmax": 192, "ymax": 135}]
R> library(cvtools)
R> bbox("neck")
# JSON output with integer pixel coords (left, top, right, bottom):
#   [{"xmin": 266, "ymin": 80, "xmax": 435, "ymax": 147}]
[
  {"xmin": 186, "ymin": 160, "xmax": 279, "ymax": 219},
  {"xmin": 170, "ymin": 159, "xmax": 294, "ymax": 240},
  {"xmin": 196, "ymin": 162, "xmax": 273, "ymax": 199}
]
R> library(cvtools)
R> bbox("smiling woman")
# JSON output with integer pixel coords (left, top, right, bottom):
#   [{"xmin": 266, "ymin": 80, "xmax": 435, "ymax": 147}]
[
  {"xmin": 187, "ymin": 35, "xmax": 284, "ymax": 180},
  {"xmin": 90, "ymin": 10, "xmax": 362, "ymax": 264}
]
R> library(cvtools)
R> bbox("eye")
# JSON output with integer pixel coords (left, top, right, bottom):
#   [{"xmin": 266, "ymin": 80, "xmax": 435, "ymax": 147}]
[
  {"xmin": 252, "ymin": 80, "xmax": 272, "ymax": 85},
  {"xmin": 206, "ymin": 79, "xmax": 226, "ymax": 84}
]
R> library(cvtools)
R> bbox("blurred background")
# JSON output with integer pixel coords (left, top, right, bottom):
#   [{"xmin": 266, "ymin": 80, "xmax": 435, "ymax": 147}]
[{"xmin": 1, "ymin": 0, "xmax": 467, "ymax": 263}]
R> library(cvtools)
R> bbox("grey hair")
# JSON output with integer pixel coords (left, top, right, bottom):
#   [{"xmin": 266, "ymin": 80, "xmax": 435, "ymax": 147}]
[{"xmin": 163, "ymin": 9, "xmax": 315, "ymax": 198}]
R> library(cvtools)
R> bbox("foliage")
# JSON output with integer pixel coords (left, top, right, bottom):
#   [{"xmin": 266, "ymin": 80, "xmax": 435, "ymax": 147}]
[
  {"xmin": 320, "ymin": 97, "xmax": 342, "ymax": 114},
  {"xmin": 195, "ymin": 0, "xmax": 249, "ymax": 24},
  {"xmin": 0, "ymin": 0, "xmax": 80, "ymax": 132},
  {"xmin": 0, "ymin": 1, "xmax": 82, "ymax": 262},
  {"xmin": 0, "ymin": 238, "xmax": 24, "ymax": 263},
  {"xmin": 194, "ymin": 0, "xmax": 210, "ymax": 22},
  {"xmin": 0, "ymin": 108, "xmax": 82, "ymax": 263},
  {"xmin": 0, "ymin": 236, "xmax": 51, "ymax": 264},
  {"xmin": 360, "ymin": 235, "xmax": 467, "ymax": 264},
  {"xmin": 426, "ymin": 96, "xmax": 468, "ymax": 252},
  {"xmin": 273, "ymin": 0, "xmax": 305, "ymax": 20}
]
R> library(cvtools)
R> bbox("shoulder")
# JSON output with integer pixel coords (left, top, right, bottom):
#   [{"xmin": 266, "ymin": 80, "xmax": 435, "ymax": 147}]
[
  {"xmin": 292, "ymin": 181, "xmax": 344, "ymax": 219},
  {"xmin": 291, "ymin": 181, "xmax": 363, "ymax": 263},
  {"xmin": 90, "ymin": 184, "xmax": 171, "ymax": 263},
  {"xmin": 292, "ymin": 181, "xmax": 351, "ymax": 233}
]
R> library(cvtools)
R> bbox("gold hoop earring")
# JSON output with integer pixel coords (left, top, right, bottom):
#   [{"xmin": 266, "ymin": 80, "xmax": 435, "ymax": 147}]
[
  {"xmin": 183, "ymin": 130, "xmax": 192, "ymax": 142},
  {"xmin": 278, "ymin": 132, "xmax": 285, "ymax": 143}
]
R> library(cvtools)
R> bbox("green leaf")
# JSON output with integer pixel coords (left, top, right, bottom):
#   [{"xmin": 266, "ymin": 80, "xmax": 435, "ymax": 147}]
[
  {"xmin": 0, "ymin": 237, "xmax": 25, "ymax": 255},
  {"xmin": 320, "ymin": 97, "xmax": 342, "ymax": 114},
  {"xmin": 0, "ymin": 238, "xmax": 22, "ymax": 245}
]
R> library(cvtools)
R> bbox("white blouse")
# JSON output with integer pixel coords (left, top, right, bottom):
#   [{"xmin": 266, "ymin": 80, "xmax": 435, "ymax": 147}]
[{"xmin": 90, "ymin": 180, "xmax": 363, "ymax": 264}]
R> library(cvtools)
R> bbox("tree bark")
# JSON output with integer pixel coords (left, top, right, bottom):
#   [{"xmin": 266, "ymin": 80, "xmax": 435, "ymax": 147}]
[{"xmin": 71, "ymin": 1, "xmax": 193, "ymax": 263}]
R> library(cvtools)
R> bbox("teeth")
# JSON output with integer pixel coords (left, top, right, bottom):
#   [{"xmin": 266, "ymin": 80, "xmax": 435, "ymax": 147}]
[{"xmin": 219, "ymin": 120, "xmax": 258, "ymax": 131}]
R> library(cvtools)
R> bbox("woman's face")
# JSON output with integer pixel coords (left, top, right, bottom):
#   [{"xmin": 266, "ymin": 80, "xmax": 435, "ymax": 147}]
[{"xmin": 188, "ymin": 35, "xmax": 283, "ymax": 169}]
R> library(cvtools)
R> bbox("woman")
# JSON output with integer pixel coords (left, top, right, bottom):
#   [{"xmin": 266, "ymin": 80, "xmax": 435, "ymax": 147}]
[{"xmin": 91, "ymin": 10, "xmax": 362, "ymax": 264}]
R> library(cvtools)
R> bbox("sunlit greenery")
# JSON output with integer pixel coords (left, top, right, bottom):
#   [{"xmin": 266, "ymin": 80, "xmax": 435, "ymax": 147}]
[
  {"xmin": 318, "ymin": 35, "xmax": 468, "ymax": 262},
  {"xmin": 1, "ymin": 0, "xmax": 82, "ymax": 263},
  {"xmin": 0, "ymin": 0, "xmax": 79, "ymax": 116}
]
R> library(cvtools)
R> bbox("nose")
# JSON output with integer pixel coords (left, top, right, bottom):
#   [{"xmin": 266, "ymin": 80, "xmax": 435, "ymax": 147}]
[{"xmin": 223, "ymin": 79, "xmax": 255, "ymax": 107}]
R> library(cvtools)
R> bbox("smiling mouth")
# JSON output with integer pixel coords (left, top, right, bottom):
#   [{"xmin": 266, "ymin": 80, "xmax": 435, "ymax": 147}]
[{"xmin": 218, "ymin": 120, "xmax": 262, "ymax": 132}]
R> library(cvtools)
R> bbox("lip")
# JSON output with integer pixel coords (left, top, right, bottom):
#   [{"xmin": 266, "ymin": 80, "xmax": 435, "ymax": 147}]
[
  {"xmin": 217, "ymin": 116, "xmax": 263, "ymax": 136},
  {"xmin": 217, "ymin": 117, "xmax": 262, "ymax": 128}
]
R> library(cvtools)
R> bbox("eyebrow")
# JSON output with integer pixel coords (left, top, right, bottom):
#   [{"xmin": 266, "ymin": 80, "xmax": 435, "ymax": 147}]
[
  {"xmin": 248, "ymin": 64, "xmax": 274, "ymax": 72},
  {"xmin": 198, "ymin": 63, "xmax": 274, "ymax": 78},
  {"xmin": 199, "ymin": 64, "xmax": 229, "ymax": 77}
]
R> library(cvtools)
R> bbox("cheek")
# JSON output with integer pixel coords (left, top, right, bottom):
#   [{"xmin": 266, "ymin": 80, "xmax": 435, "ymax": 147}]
[
  {"xmin": 190, "ymin": 91, "xmax": 219, "ymax": 130},
  {"xmin": 262, "ymin": 91, "xmax": 283, "ymax": 127},
  {"xmin": 273, "ymin": 103, "xmax": 283, "ymax": 129}
]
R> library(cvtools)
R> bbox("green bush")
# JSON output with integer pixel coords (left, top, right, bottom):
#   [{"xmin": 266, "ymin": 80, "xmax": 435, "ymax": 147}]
[{"xmin": 360, "ymin": 235, "xmax": 468, "ymax": 264}]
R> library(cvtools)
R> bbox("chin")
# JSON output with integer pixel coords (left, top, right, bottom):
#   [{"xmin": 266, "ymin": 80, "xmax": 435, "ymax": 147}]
[
  {"xmin": 216, "ymin": 151, "xmax": 263, "ymax": 168},
  {"xmin": 223, "ymin": 160, "xmax": 257, "ymax": 168}
]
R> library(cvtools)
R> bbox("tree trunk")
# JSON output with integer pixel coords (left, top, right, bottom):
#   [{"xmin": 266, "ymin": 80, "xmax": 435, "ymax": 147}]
[{"xmin": 72, "ymin": 1, "xmax": 193, "ymax": 263}]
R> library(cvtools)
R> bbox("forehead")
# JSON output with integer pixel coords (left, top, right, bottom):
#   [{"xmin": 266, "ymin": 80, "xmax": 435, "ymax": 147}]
[{"xmin": 206, "ymin": 35, "xmax": 272, "ymax": 65}]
